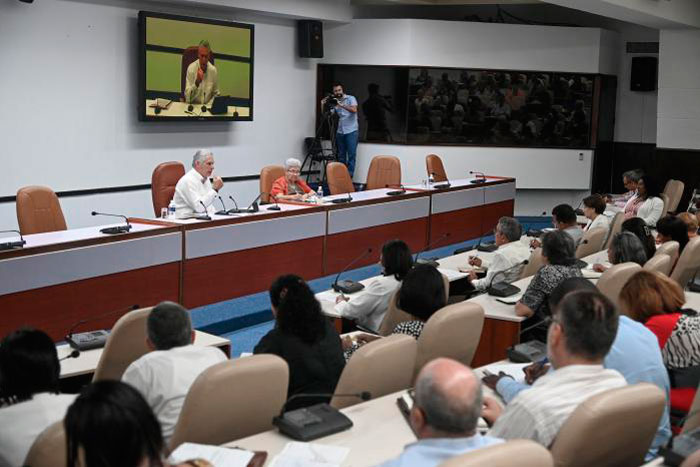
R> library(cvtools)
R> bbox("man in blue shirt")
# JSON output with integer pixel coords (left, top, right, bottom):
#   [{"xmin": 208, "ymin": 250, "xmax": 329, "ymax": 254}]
[
  {"xmin": 379, "ymin": 358, "xmax": 502, "ymax": 467},
  {"xmin": 323, "ymin": 83, "xmax": 359, "ymax": 178}
]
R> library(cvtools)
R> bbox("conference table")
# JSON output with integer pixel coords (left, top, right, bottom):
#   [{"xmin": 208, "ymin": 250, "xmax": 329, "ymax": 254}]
[{"xmin": 144, "ymin": 99, "xmax": 251, "ymax": 118}]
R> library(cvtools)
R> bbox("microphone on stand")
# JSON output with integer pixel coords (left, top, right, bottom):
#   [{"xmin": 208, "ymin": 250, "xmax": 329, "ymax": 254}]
[
  {"xmin": 430, "ymin": 172, "xmax": 451, "ymax": 189},
  {"xmin": 469, "ymin": 170, "xmax": 487, "ymax": 184},
  {"xmin": 91, "ymin": 212, "xmax": 132, "ymax": 234},
  {"xmin": 227, "ymin": 195, "xmax": 242, "ymax": 214},
  {"xmin": 332, "ymin": 248, "xmax": 373, "ymax": 294},
  {"xmin": 415, "ymin": 233, "xmax": 451, "ymax": 267},
  {"xmin": 65, "ymin": 304, "xmax": 140, "ymax": 351},
  {"xmin": 485, "ymin": 259, "xmax": 529, "ymax": 297},
  {"xmin": 215, "ymin": 196, "xmax": 230, "ymax": 216},
  {"xmin": 326, "ymin": 182, "xmax": 353, "ymax": 204},
  {"xmin": 0, "ymin": 229, "xmax": 26, "ymax": 251},
  {"xmin": 386, "ymin": 184, "xmax": 407, "ymax": 196},
  {"xmin": 267, "ymin": 193, "xmax": 282, "ymax": 211},
  {"xmin": 197, "ymin": 201, "xmax": 212, "ymax": 220}
]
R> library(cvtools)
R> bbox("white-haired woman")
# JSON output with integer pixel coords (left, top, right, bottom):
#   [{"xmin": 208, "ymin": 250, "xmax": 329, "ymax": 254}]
[{"xmin": 270, "ymin": 158, "xmax": 314, "ymax": 201}]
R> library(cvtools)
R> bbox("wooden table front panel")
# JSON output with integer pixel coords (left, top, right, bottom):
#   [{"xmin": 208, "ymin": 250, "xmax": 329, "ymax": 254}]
[
  {"xmin": 471, "ymin": 317, "xmax": 520, "ymax": 367},
  {"xmin": 481, "ymin": 200, "xmax": 516, "ymax": 235},
  {"xmin": 429, "ymin": 205, "xmax": 483, "ymax": 246}
]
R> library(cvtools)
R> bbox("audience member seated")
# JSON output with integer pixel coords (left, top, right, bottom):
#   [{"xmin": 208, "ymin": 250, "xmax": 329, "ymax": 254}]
[
  {"xmin": 593, "ymin": 231, "xmax": 648, "ymax": 273},
  {"xmin": 582, "ymin": 194, "xmax": 610, "ymax": 232},
  {"xmin": 608, "ymin": 169, "xmax": 643, "ymax": 209},
  {"xmin": 678, "ymin": 212, "xmax": 699, "ymax": 239},
  {"xmin": 624, "ymin": 175, "xmax": 664, "ymax": 227},
  {"xmin": 121, "ymin": 301, "xmax": 227, "ymax": 443},
  {"xmin": 173, "ymin": 149, "xmax": 223, "ymax": 218},
  {"xmin": 620, "ymin": 271, "xmax": 700, "ymax": 417},
  {"xmin": 530, "ymin": 204, "xmax": 583, "ymax": 248},
  {"xmin": 335, "ymin": 239, "xmax": 413, "ymax": 333},
  {"xmin": 0, "ymin": 329, "xmax": 76, "ymax": 467},
  {"xmin": 516, "ymin": 230, "xmax": 582, "ymax": 341},
  {"xmin": 378, "ymin": 358, "xmax": 503, "ymax": 467},
  {"xmin": 343, "ymin": 264, "xmax": 447, "ymax": 359},
  {"xmin": 254, "ymin": 275, "xmax": 345, "ymax": 410},
  {"xmin": 483, "ymin": 290, "xmax": 627, "ymax": 447},
  {"xmin": 485, "ymin": 278, "xmax": 670, "ymax": 460},
  {"xmin": 269, "ymin": 158, "xmax": 314, "ymax": 202},
  {"xmin": 656, "ymin": 215, "xmax": 690, "ymax": 254},
  {"xmin": 622, "ymin": 217, "xmax": 657, "ymax": 262},
  {"xmin": 467, "ymin": 217, "xmax": 530, "ymax": 291}
]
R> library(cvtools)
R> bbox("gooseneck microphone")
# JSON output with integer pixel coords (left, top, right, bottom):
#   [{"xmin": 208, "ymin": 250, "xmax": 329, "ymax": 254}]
[
  {"xmin": 386, "ymin": 184, "xmax": 406, "ymax": 196},
  {"xmin": 469, "ymin": 171, "xmax": 487, "ymax": 184},
  {"xmin": 215, "ymin": 196, "xmax": 229, "ymax": 216},
  {"xmin": 332, "ymin": 248, "xmax": 373, "ymax": 294},
  {"xmin": 196, "ymin": 201, "xmax": 212, "ymax": 220},
  {"xmin": 59, "ymin": 350, "xmax": 81, "ymax": 361},
  {"xmin": 486, "ymin": 259, "xmax": 529, "ymax": 297},
  {"xmin": 267, "ymin": 193, "xmax": 282, "ymax": 211},
  {"xmin": 65, "ymin": 304, "xmax": 139, "ymax": 351},
  {"xmin": 91, "ymin": 211, "xmax": 132, "ymax": 234},
  {"xmin": 326, "ymin": 182, "xmax": 353, "ymax": 204},
  {"xmin": 227, "ymin": 195, "xmax": 242, "ymax": 214},
  {"xmin": 0, "ymin": 229, "xmax": 26, "ymax": 251},
  {"xmin": 430, "ymin": 172, "xmax": 451, "ymax": 189},
  {"xmin": 415, "ymin": 233, "xmax": 451, "ymax": 267}
]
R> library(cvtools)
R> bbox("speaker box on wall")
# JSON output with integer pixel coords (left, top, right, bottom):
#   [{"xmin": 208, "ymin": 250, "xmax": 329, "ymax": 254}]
[
  {"xmin": 298, "ymin": 20, "xmax": 323, "ymax": 58},
  {"xmin": 630, "ymin": 56, "xmax": 657, "ymax": 92}
]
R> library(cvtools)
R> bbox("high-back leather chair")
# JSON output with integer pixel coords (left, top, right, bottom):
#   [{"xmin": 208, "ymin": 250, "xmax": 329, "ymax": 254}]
[
  {"xmin": 365, "ymin": 156, "xmax": 401, "ymax": 190},
  {"xmin": 549, "ymin": 383, "xmax": 665, "ymax": 467},
  {"xmin": 260, "ymin": 165, "xmax": 285, "ymax": 204},
  {"xmin": 326, "ymin": 162, "xmax": 355, "ymax": 195},
  {"xmin": 181, "ymin": 46, "xmax": 215, "ymax": 101},
  {"xmin": 643, "ymin": 254, "xmax": 673, "ymax": 276},
  {"xmin": 575, "ymin": 227, "xmax": 607, "ymax": 259},
  {"xmin": 414, "ymin": 302, "xmax": 484, "ymax": 379},
  {"xmin": 596, "ymin": 263, "xmax": 642, "ymax": 310},
  {"xmin": 520, "ymin": 248, "xmax": 544, "ymax": 279},
  {"xmin": 92, "ymin": 307, "xmax": 152, "ymax": 382},
  {"xmin": 23, "ymin": 421, "xmax": 66, "ymax": 467},
  {"xmin": 671, "ymin": 236, "xmax": 700, "ymax": 289},
  {"xmin": 603, "ymin": 212, "xmax": 624, "ymax": 250},
  {"xmin": 169, "ymin": 355, "xmax": 288, "ymax": 450},
  {"xmin": 438, "ymin": 439, "xmax": 553, "ymax": 467},
  {"xmin": 16, "ymin": 186, "xmax": 67, "ymax": 235},
  {"xmin": 655, "ymin": 240, "xmax": 680, "ymax": 267},
  {"xmin": 331, "ymin": 334, "xmax": 417, "ymax": 410},
  {"xmin": 151, "ymin": 161, "xmax": 185, "ymax": 216},
  {"xmin": 425, "ymin": 154, "xmax": 448, "ymax": 182}
]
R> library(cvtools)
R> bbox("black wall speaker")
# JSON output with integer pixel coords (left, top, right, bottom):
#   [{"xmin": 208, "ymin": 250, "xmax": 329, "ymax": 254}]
[
  {"xmin": 298, "ymin": 20, "xmax": 323, "ymax": 58},
  {"xmin": 630, "ymin": 56, "xmax": 657, "ymax": 92}
]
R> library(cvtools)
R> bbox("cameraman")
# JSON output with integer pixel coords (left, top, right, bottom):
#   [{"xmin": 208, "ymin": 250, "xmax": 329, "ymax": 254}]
[{"xmin": 321, "ymin": 83, "xmax": 358, "ymax": 178}]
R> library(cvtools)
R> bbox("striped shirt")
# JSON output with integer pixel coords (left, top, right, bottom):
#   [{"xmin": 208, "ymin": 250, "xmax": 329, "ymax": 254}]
[{"xmin": 488, "ymin": 364, "xmax": 626, "ymax": 447}]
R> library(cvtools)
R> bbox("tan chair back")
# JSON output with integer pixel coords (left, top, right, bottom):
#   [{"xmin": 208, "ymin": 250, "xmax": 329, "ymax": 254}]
[
  {"xmin": 151, "ymin": 161, "xmax": 185, "ymax": 216},
  {"xmin": 425, "ymin": 154, "xmax": 448, "ymax": 182},
  {"xmin": 378, "ymin": 274, "xmax": 450, "ymax": 336},
  {"xmin": 438, "ymin": 439, "xmax": 553, "ymax": 467},
  {"xmin": 682, "ymin": 383, "xmax": 700, "ymax": 433},
  {"xmin": 260, "ymin": 165, "xmax": 285, "ymax": 203},
  {"xmin": 365, "ymin": 156, "xmax": 401, "ymax": 190},
  {"xmin": 575, "ymin": 227, "xmax": 607, "ymax": 259},
  {"xmin": 415, "ymin": 302, "xmax": 485, "ymax": 378},
  {"xmin": 671, "ymin": 236, "xmax": 700, "ymax": 288},
  {"xmin": 664, "ymin": 179, "xmax": 685, "ymax": 214},
  {"xmin": 169, "ymin": 354, "xmax": 288, "ymax": 450},
  {"xmin": 520, "ymin": 248, "xmax": 544, "ymax": 279},
  {"xmin": 604, "ymin": 212, "xmax": 624, "ymax": 250},
  {"xmin": 655, "ymin": 240, "xmax": 680, "ymax": 266},
  {"xmin": 23, "ymin": 421, "xmax": 66, "ymax": 467},
  {"xmin": 596, "ymin": 262, "xmax": 642, "ymax": 310},
  {"xmin": 326, "ymin": 162, "xmax": 356, "ymax": 195},
  {"xmin": 331, "ymin": 334, "xmax": 417, "ymax": 410},
  {"xmin": 660, "ymin": 193, "xmax": 670, "ymax": 219},
  {"xmin": 643, "ymin": 254, "xmax": 673, "ymax": 276},
  {"xmin": 92, "ymin": 307, "xmax": 152, "ymax": 382},
  {"xmin": 16, "ymin": 186, "xmax": 67, "ymax": 235},
  {"xmin": 550, "ymin": 383, "xmax": 665, "ymax": 467}
]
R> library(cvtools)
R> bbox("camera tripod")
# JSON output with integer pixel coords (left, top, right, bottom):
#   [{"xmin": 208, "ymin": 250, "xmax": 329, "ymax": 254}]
[{"xmin": 301, "ymin": 108, "xmax": 339, "ymax": 185}]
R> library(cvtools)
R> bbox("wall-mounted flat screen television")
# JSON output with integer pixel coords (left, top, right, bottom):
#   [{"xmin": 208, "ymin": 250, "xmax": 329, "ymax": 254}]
[{"xmin": 138, "ymin": 11, "xmax": 254, "ymax": 122}]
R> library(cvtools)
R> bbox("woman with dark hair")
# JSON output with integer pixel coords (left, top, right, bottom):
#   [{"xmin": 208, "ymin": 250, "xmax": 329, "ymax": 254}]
[
  {"xmin": 624, "ymin": 175, "xmax": 664, "ymax": 226},
  {"xmin": 0, "ymin": 328, "xmax": 76, "ymax": 466},
  {"xmin": 593, "ymin": 232, "xmax": 648, "ymax": 272},
  {"xmin": 335, "ymin": 239, "xmax": 413, "ymax": 333},
  {"xmin": 622, "ymin": 217, "xmax": 657, "ymax": 261},
  {"xmin": 656, "ymin": 215, "xmax": 690, "ymax": 254},
  {"xmin": 582, "ymin": 194, "xmax": 609, "ymax": 232},
  {"xmin": 254, "ymin": 275, "xmax": 345, "ymax": 411}
]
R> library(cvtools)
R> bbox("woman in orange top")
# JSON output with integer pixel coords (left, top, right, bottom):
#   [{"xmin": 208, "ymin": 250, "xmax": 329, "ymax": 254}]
[{"xmin": 270, "ymin": 158, "xmax": 314, "ymax": 201}]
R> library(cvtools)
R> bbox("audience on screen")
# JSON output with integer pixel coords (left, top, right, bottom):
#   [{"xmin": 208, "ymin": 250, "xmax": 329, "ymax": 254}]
[
  {"xmin": 581, "ymin": 194, "xmax": 609, "ymax": 233},
  {"xmin": 656, "ymin": 215, "xmax": 690, "ymax": 254},
  {"xmin": 0, "ymin": 328, "xmax": 76, "ymax": 467},
  {"xmin": 622, "ymin": 217, "xmax": 657, "ymax": 262},
  {"xmin": 254, "ymin": 274, "xmax": 345, "ymax": 411},
  {"xmin": 624, "ymin": 175, "xmax": 664, "ymax": 227},
  {"xmin": 121, "ymin": 301, "xmax": 227, "ymax": 443},
  {"xmin": 378, "ymin": 358, "xmax": 503, "ymax": 467},
  {"xmin": 592, "ymin": 231, "xmax": 648, "ymax": 273},
  {"xmin": 678, "ymin": 212, "xmax": 699, "ymax": 239}
]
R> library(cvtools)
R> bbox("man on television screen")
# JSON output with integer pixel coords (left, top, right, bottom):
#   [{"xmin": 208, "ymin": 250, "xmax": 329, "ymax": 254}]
[{"xmin": 185, "ymin": 40, "xmax": 219, "ymax": 105}]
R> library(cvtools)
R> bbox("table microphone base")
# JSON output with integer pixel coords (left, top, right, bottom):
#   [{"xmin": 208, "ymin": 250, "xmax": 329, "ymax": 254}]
[
  {"xmin": 273, "ymin": 403, "xmax": 353, "ymax": 441},
  {"xmin": 416, "ymin": 258, "xmax": 439, "ymax": 267},
  {"xmin": 332, "ymin": 280, "xmax": 365, "ymax": 294},
  {"xmin": 100, "ymin": 225, "xmax": 132, "ymax": 235}
]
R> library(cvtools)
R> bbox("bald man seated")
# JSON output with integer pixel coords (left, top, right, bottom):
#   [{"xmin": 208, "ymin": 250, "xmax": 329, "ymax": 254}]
[{"xmin": 378, "ymin": 358, "xmax": 503, "ymax": 467}]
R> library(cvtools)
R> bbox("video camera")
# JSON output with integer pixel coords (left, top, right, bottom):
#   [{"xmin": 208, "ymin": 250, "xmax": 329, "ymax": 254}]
[{"xmin": 323, "ymin": 93, "xmax": 340, "ymax": 112}]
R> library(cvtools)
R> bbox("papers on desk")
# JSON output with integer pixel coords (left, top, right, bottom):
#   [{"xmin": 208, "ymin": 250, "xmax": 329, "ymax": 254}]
[
  {"xmin": 436, "ymin": 267, "xmax": 468, "ymax": 281},
  {"xmin": 169, "ymin": 442, "xmax": 254, "ymax": 466},
  {"xmin": 480, "ymin": 362, "xmax": 529, "ymax": 384},
  {"xmin": 270, "ymin": 442, "xmax": 350, "ymax": 467}
]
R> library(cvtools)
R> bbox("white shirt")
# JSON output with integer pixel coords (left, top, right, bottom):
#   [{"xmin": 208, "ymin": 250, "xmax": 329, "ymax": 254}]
[
  {"xmin": 335, "ymin": 274, "xmax": 401, "ymax": 332},
  {"xmin": 0, "ymin": 392, "xmax": 76, "ymax": 467},
  {"xmin": 472, "ymin": 241, "xmax": 531, "ymax": 291},
  {"xmin": 184, "ymin": 61, "xmax": 219, "ymax": 105},
  {"xmin": 637, "ymin": 197, "xmax": 665, "ymax": 227},
  {"xmin": 173, "ymin": 168, "xmax": 218, "ymax": 218},
  {"xmin": 488, "ymin": 364, "xmax": 626, "ymax": 447},
  {"xmin": 584, "ymin": 214, "xmax": 610, "ymax": 232},
  {"xmin": 122, "ymin": 345, "xmax": 227, "ymax": 442}
]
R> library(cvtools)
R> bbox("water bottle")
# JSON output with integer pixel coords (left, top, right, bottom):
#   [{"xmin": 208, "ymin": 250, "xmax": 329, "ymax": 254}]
[
  {"xmin": 316, "ymin": 185, "xmax": 324, "ymax": 204},
  {"xmin": 168, "ymin": 199, "xmax": 176, "ymax": 219},
  {"xmin": 428, "ymin": 174, "xmax": 435, "ymax": 187}
]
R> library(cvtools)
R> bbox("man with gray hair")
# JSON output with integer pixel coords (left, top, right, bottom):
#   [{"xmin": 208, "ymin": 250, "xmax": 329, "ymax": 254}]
[
  {"xmin": 172, "ymin": 149, "xmax": 224, "ymax": 218},
  {"xmin": 270, "ymin": 157, "xmax": 314, "ymax": 201},
  {"xmin": 122, "ymin": 301, "xmax": 227, "ymax": 442},
  {"xmin": 379, "ymin": 358, "xmax": 502, "ymax": 466},
  {"xmin": 609, "ymin": 168, "xmax": 643, "ymax": 208},
  {"xmin": 467, "ymin": 216, "xmax": 530, "ymax": 291},
  {"xmin": 185, "ymin": 39, "xmax": 219, "ymax": 104}
]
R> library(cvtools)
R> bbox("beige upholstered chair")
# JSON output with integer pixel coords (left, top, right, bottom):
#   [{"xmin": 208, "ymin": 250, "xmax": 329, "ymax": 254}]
[
  {"xmin": 603, "ymin": 212, "xmax": 624, "ymax": 250},
  {"xmin": 425, "ymin": 154, "xmax": 448, "ymax": 182},
  {"xmin": 92, "ymin": 307, "xmax": 152, "ymax": 382},
  {"xmin": 326, "ymin": 162, "xmax": 355, "ymax": 195},
  {"xmin": 643, "ymin": 254, "xmax": 673, "ymax": 276},
  {"xmin": 438, "ymin": 439, "xmax": 553, "ymax": 467},
  {"xmin": 655, "ymin": 240, "xmax": 680, "ymax": 267},
  {"xmin": 414, "ymin": 302, "xmax": 484, "ymax": 378},
  {"xmin": 365, "ymin": 155, "xmax": 401, "ymax": 190},
  {"xmin": 260, "ymin": 165, "xmax": 285, "ymax": 204},
  {"xmin": 671, "ymin": 236, "xmax": 700, "ymax": 289},
  {"xmin": 520, "ymin": 248, "xmax": 544, "ymax": 279},
  {"xmin": 596, "ymin": 263, "xmax": 642, "ymax": 310},
  {"xmin": 663, "ymin": 179, "xmax": 685, "ymax": 214},
  {"xmin": 660, "ymin": 193, "xmax": 670, "ymax": 219},
  {"xmin": 169, "ymin": 354, "xmax": 288, "ymax": 450},
  {"xmin": 331, "ymin": 334, "xmax": 417, "ymax": 410},
  {"xmin": 151, "ymin": 161, "xmax": 185, "ymax": 216},
  {"xmin": 16, "ymin": 186, "xmax": 67, "ymax": 235},
  {"xmin": 575, "ymin": 227, "xmax": 607, "ymax": 259},
  {"xmin": 549, "ymin": 383, "xmax": 665, "ymax": 467},
  {"xmin": 682, "ymin": 383, "xmax": 700, "ymax": 433},
  {"xmin": 23, "ymin": 421, "xmax": 66, "ymax": 467}
]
